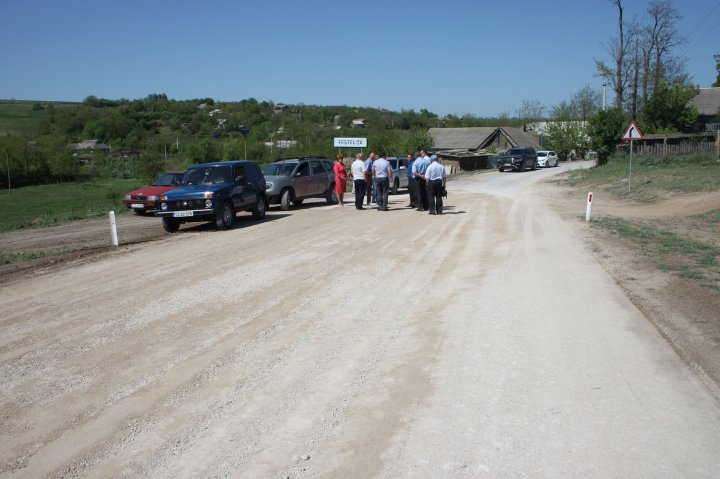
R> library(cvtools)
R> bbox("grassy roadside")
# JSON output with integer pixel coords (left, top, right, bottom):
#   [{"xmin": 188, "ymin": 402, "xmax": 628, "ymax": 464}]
[
  {"xmin": 0, "ymin": 178, "xmax": 144, "ymax": 232},
  {"xmin": 563, "ymin": 153, "xmax": 720, "ymax": 289}
]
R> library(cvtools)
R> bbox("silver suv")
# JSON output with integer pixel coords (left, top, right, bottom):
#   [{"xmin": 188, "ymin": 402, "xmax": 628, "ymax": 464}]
[
  {"xmin": 386, "ymin": 157, "xmax": 410, "ymax": 194},
  {"xmin": 262, "ymin": 157, "xmax": 337, "ymax": 210}
]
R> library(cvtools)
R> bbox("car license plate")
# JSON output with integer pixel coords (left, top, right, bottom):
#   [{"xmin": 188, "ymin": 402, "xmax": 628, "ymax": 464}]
[
  {"xmin": 173, "ymin": 211, "xmax": 194, "ymax": 217},
  {"xmin": 131, "ymin": 204, "xmax": 145, "ymax": 208}
]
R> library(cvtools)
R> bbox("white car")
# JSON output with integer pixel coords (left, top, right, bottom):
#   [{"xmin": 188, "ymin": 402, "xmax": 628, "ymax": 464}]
[{"xmin": 536, "ymin": 150, "xmax": 559, "ymax": 167}]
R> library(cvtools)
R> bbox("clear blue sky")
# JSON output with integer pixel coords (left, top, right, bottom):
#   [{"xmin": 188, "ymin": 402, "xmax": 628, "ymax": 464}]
[{"xmin": 1, "ymin": 0, "xmax": 718, "ymax": 117}]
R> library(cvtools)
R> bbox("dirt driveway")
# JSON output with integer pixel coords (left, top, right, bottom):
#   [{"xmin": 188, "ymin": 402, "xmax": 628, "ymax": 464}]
[{"xmin": 2, "ymin": 162, "xmax": 720, "ymax": 478}]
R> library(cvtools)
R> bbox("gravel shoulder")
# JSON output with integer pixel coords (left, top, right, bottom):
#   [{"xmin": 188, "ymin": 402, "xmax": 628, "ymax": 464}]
[{"xmin": 1, "ymin": 164, "xmax": 719, "ymax": 478}]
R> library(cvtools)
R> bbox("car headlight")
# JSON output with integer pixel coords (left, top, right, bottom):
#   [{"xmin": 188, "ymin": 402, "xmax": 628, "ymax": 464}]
[
  {"xmin": 124, "ymin": 195, "xmax": 131, "ymax": 200},
  {"xmin": 205, "ymin": 199, "xmax": 212, "ymax": 208},
  {"xmin": 161, "ymin": 202, "xmax": 167, "ymax": 211},
  {"xmin": 147, "ymin": 195, "xmax": 158, "ymax": 201},
  {"xmin": 266, "ymin": 181, "xmax": 273, "ymax": 189}
]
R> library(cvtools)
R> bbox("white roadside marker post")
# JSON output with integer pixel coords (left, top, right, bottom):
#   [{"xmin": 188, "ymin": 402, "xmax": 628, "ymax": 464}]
[
  {"xmin": 585, "ymin": 192, "xmax": 593, "ymax": 222},
  {"xmin": 109, "ymin": 211, "xmax": 119, "ymax": 246}
]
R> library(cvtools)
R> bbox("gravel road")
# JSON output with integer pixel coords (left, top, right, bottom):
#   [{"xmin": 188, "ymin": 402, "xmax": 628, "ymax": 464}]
[{"xmin": 2, "ymin": 162, "xmax": 719, "ymax": 478}]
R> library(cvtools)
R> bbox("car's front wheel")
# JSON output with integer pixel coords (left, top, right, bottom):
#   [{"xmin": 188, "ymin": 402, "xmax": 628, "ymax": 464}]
[
  {"xmin": 391, "ymin": 178, "xmax": 399, "ymax": 195},
  {"xmin": 252, "ymin": 196, "xmax": 266, "ymax": 219},
  {"xmin": 162, "ymin": 217, "xmax": 180, "ymax": 233},
  {"xmin": 280, "ymin": 189, "xmax": 293, "ymax": 211},
  {"xmin": 215, "ymin": 202, "xmax": 234, "ymax": 230},
  {"xmin": 531, "ymin": 160, "xmax": 537, "ymax": 171}
]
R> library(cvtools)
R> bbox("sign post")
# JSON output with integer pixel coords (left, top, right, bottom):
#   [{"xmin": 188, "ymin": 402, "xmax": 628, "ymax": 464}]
[{"xmin": 622, "ymin": 121, "xmax": 644, "ymax": 192}]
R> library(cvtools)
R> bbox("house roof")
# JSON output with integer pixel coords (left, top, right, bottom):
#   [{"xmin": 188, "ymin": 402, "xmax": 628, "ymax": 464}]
[
  {"xmin": 75, "ymin": 139, "xmax": 110, "ymax": 151},
  {"xmin": 688, "ymin": 87, "xmax": 720, "ymax": 116},
  {"xmin": 428, "ymin": 127, "xmax": 497, "ymax": 149},
  {"xmin": 496, "ymin": 127, "xmax": 542, "ymax": 150},
  {"xmin": 429, "ymin": 126, "xmax": 541, "ymax": 150}
]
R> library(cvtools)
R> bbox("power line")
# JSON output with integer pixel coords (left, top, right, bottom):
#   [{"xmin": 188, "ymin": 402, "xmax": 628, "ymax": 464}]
[{"xmin": 681, "ymin": 1, "xmax": 720, "ymax": 55}]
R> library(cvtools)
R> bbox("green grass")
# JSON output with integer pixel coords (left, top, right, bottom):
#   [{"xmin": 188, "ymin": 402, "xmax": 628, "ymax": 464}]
[
  {"xmin": 592, "ymin": 216, "xmax": 720, "ymax": 289},
  {"xmin": 563, "ymin": 153, "xmax": 720, "ymax": 202},
  {"xmin": 0, "ymin": 178, "xmax": 145, "ymax": 232},
  {"xmin": 0, "ymin": 102, "xmax": 45, "ymax": 135}
]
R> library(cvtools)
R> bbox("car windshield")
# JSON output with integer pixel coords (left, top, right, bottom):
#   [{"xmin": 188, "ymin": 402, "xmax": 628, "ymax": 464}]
[
  {"xmin": 263, "ymin": 163, "xmax": 297, "ymax": 176},
  {"xmin": 182, "ymin": 166, "xmax": 232, "ymax": 185},
  {"xmin": 507, "ymin": 148, "xmax": 525, "ymax": 155},
  {"xmin": 152, "ymin": 174, "xmax": 181, "ymax": 186},
  {"xmin": 537, "ymin": 152, "xmax": 548, "ymax": 157}
]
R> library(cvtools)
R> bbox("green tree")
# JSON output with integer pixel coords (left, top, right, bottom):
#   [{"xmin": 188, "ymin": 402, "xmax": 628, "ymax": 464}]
[
  {"xmin": 42, "ymin": 133, "xmax": 77, "ymax": 179},
  {"xmin": 642, "ymin": 82, "xmax": 698, "ymax": 133},
  {"xmin": 134, "ymin": 149, "xmax": 165, "ymax": 183},
  {"xmin": 713, "ymin": 54, "xmax": 720, "ymax": 87},
  {"xmin": 587, "ymin": 108, "xmax": 627, "ymax": 166},
  {"xmin": 545, "ymin": 121, "xmax": 589, "ymax": 161}
]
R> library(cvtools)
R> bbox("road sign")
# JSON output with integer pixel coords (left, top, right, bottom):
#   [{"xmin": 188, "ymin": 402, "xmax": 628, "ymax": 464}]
[
  {"xmin": 334, "ymin": 137, "xmax": 367, "ymax": 148},
  {"xmin": 622, "ymin": 121, "xmax": 644, "ymax": 141}
]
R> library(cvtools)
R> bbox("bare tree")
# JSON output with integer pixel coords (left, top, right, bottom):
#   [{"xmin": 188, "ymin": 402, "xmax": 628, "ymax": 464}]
[
  {"xmin": 646, "ymin": 0, "xmax": 685, "ymax": 93},
  {"xmin": 515, "ymin": 99, "xmax": 546, "ymax": 126},
  {"xmin": 595, "ymin": 0, "xmax": 627, "ymax": 110},
  {"xmin": 571, "ymin": 85, "xmax": 602, "ymax": 121},
  {"xmin": 612, "ymin": 0, "xmax": 624, "ymax": 110}
]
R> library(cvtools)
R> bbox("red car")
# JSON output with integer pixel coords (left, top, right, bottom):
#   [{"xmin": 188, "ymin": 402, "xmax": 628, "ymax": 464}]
[{"xmin": 123, "ymin": 172, "xmax": 185, "ymax": 215}]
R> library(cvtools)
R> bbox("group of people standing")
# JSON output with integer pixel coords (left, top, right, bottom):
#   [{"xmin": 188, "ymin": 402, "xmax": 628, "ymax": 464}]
[{"xmin": 333, "ymin": 150, "xmax": 446, "ymax": 215}]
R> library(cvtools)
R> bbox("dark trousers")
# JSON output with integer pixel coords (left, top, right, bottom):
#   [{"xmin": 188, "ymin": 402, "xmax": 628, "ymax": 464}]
[
  {"xmin": 416, "ymin": 178, "xmax": 428, "ymax": 210},
  {"xmin": 354, "ymin": 179, "xmax": 366, "ymax": 209},
  {"xmin": 407, "ymin": 177, "xmax": 417, "ymax": 206},
  {"xmin": 365, "ymin": 176, "xmax": 376, "ymax": 204},
  {"xmin": 374, "ymin": 177, "xmax": 390, "ymax": 210},
  {"xmin": 427, "ymin": 179, "xmax": 444, "ymax": 214}
]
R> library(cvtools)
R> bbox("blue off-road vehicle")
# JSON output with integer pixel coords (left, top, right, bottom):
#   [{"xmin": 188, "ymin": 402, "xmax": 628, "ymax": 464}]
[{"xmin": 156, "ymin": 161, "xmax": 267, "ymax": 232}]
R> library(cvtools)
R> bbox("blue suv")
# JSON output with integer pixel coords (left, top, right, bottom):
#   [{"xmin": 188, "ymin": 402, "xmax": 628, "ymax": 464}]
[{"xmin": 156, "ymin": 161, "xmax": 267, "ymax": 232}]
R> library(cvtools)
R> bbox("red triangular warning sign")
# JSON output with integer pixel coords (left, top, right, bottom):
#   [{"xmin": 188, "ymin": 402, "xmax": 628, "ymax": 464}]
[{"xmin": 622, "ymin": 121, "xmax": 644, "ymax": 141}]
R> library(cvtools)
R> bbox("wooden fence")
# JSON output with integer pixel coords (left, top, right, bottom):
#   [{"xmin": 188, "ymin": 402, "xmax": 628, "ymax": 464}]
[{"xmin": 618, "ymin": 132, "xmax": 719, "ymax": 157}]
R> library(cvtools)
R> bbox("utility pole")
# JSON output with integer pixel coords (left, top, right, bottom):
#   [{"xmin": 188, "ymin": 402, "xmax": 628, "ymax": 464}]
[{"xmin": 602, "ymin": 82, "xmax": 607, "ymax": 111}]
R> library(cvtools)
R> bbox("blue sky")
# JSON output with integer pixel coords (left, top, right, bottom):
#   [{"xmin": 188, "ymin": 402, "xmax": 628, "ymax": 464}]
[{"xmin": 1, "ymin": 0, "xmax": 718, "ymax": 117}]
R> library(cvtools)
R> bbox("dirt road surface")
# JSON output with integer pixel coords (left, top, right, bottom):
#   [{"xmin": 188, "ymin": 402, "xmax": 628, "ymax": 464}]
[{"xmin": 2, "ymin": 162, "xmax": 720, "ymax": 478}]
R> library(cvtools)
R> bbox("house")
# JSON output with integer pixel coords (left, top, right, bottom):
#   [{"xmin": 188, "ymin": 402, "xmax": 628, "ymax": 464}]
[
  {"xmin": 352, "ymin": 119, "xmax": 367, "ymax": 128},
  {"xmin": 428, "ymin": 126, "xmax": 542, "ymax": 171},
  {"xmin": 688, "ymin": 87, "xmax": 720, "ymax": 132},
  {"xmin": 208, "ymin": 109, "xmax": 223, "ymax": 117}
]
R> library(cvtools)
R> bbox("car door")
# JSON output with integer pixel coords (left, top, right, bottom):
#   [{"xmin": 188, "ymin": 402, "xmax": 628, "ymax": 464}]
[
  {"xmin": 293, "ymin": 161, "xmax": 313, "ymax": 198},
  {"xmin": 398, "ymin": 158, "xmax": 408, "ymax": 188},
  {"xmin": 309, "ymin": 160, "xmax": 328, "ymax": 196},
  {"xmin": 231, "ymin": 165, "xmax": 256, "ymax": 210}
]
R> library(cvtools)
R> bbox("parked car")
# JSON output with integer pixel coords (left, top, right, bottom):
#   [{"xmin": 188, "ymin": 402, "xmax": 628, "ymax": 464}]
[
  {"xmin": 156, "ymin": 161, "xmax": 267, "ymax": 232},
  {"xmin": 536, "ymin": 150, "xmax": 559, "ymax": 167},
  {"xmin": 386, "ymin": 157, "xmax": 410, "ymax": 194},
  {"xmin": 122, "ymin": 172, "xmax": 185, "ymax": 215},
  {"xmin": 498, "ymin": 147, "xmax": 538, "ymax": 172},
  {"xmin": 262, "ymin": 157, "xmax": 337, "ymax": 210}
]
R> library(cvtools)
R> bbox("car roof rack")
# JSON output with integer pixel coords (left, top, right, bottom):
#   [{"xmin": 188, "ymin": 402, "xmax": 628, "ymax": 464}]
[{"xmin": 273, "ymin": 156, "xmax": 328, "ymax": 163}]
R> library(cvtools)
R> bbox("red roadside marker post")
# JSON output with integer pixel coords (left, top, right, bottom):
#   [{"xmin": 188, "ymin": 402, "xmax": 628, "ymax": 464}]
[{"xmin": 622, "ymin": 121, "xmax": 644, "ymax": 192}]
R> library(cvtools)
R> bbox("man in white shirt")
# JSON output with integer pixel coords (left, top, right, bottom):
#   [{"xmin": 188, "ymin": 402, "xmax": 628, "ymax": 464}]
[
  {"xmin": 424, "ymin": 155, "xmax": 446, "ymax": 215},
  {"xmin": 371, "ymin": 152, "xmax": 393, "ymax": 211},
  {"xmin": 350, "ymin": 153, "xmax": 367, "ymax": 210}
]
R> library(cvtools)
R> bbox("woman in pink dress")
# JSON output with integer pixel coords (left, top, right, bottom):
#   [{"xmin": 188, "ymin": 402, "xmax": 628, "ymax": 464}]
[{"xmin": 333, "ymin": 154, "xmax": 347, "ymax": 207}]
